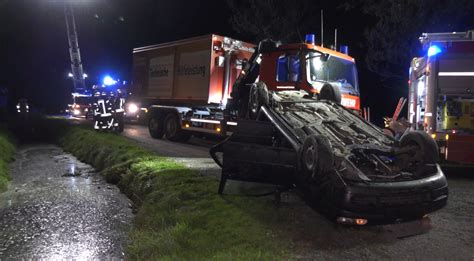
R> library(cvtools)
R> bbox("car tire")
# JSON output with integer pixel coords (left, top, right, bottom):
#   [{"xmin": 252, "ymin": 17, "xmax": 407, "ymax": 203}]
[
  {"xmin": 319, "ymin": 83, "xmax": 342, "ymax": 104},
  {"xmin": 400, "ymin": 131, "xmax": 439, "ymax": 164},
  {"xmin": 248, "ymin": 82, "xmax": 269, "ymax": 119},
  {"xmin": 300, "ymin": 134, "xmax": 335, "ymax": 183},
  {"xmin": 149, "ymin": 116, "xmax": 164, "ymax": 139},
  {"xmin": 399, "ymin": 131, "xmax": 439, "ymax": 176}
]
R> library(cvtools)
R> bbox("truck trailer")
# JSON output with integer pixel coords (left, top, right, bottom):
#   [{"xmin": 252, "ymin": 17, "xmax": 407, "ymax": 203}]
[
  {"xmin": 129, "ymin": 34, "xmax": 447, "ymax": 224},
  {"xmin": 126, "ymin": 34, "xmax": 256, "ymax": 135},
  {"xmin": 408, "ymin": 30, "xmax": 474, "ymax": 164}
]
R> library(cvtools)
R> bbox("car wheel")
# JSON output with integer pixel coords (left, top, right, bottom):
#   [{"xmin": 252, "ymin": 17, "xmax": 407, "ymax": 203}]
[
  {"xmin": 148, "ymin": 116, "xmax": 164, "ymax": 139},
  {"xmin": 319, "ymin": 83, "xmax": 342, "ymax": 104},
  {"xmin": 300, "ymin": 134, "xmax": 334, "ymax": 183},
  {"xmin": 248, "ymin": 82, "xmax": 269, "ymax": 119},
  {"xmin": 399, "ymin": 131, "xmax": 439, "ymax": 174}
]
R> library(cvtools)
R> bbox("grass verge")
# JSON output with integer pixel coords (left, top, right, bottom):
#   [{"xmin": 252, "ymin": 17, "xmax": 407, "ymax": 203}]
[
  {"xmin": 52, "ymin": 122, "xmax": 290, "ymax": 260},
  {"xmin": 0, "ymin": 125, "xmax": 15, "ymax": 193}
]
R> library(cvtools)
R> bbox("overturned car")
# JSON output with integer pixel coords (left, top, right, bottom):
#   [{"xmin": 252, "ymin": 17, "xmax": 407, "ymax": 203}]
[{"xmin": 211, "ymin": 85, "xmax": 448, "ymax": 225}]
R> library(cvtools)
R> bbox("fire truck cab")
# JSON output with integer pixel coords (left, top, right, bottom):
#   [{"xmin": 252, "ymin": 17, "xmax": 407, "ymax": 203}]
[
  {"xmin": 408, "ymin": 30, "xmax": 474, "ymax": 164},
  {"xmin": 256, "ymin": 43, "xmax": 360, "ymax": 110}
]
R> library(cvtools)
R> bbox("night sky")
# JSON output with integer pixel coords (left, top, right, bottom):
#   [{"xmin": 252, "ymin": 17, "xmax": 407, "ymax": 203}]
[
  {"xmin": 1, "ymin": 0, "xmax": 464, "ymax": 125},
  {"xmin": 1, "ymin": 0, "xmax": 237, "ymax": 113}
]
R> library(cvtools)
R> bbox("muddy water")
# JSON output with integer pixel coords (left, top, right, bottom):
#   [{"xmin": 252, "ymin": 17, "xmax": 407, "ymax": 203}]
[{"xmin": 0, "ymin": 145, "xmax": 133, "ymax": 259}]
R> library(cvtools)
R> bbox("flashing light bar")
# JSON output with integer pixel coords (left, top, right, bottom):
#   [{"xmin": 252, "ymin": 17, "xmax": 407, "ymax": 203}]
[{"xmin": 438, "ymin": 72, "xmax": 474, "ymax": 77}]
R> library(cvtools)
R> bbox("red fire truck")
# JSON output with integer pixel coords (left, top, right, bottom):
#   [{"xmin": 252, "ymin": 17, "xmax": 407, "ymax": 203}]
[
  {"xmin": 126, "ymin": 34, "xmax": 360, "ymax": 139},
  {"xmin": 408, "ymin": 30, "xmax": 474, "ymax": 164}
]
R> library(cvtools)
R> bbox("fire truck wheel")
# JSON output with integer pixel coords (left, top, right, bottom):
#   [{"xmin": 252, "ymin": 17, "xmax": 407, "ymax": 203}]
[
  {"xmin": 300, "ymin": 134, "xmax": 335, "ymax": 183},
  {"xmin": 319, "ymin": 83, "xmax": 342, "ymax": 104},
  {"xmin": 248, "ymin": 82, "xmax": 269, "ymax": 119},
  {"xmin": 164, "ymin": 113, "xmax": 188, "ymax": 142},
  {"xmin": 400, "ymin": 131, "xmax": 439, "ymax": 171},
  {"xmin": 149, "ymin": 116, "xmax": 164, "ymax": 139}
]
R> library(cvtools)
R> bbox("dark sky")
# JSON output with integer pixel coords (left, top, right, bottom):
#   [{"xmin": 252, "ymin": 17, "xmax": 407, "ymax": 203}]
[
  {"xmin": 0, "ymin": 0, "xmax": 236, "ymax": 112},
  {"xmin": 1, "ymin": 0, "xmax": 465, "ymax": 125}
]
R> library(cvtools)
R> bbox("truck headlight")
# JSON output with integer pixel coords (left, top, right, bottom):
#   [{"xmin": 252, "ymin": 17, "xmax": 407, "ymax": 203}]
[{"xmin": 127, "ymin": 103, "xmax": 139, "ymax": 114}]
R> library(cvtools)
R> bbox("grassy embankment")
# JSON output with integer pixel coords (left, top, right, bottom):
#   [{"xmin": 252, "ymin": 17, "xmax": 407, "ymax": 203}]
[
  {"xmin": 52, "ymin": 122, "xmax": 290, "ymax": 260},
  {"xmin": 0, "ymin": 125, "xmax": 15, "ymax": 193}
]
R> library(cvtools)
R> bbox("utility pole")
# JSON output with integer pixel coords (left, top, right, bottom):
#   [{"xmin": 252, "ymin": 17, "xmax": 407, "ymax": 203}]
[{"xmin": 64, "ymin": 3, "xmax": 86, "ymax": 93}]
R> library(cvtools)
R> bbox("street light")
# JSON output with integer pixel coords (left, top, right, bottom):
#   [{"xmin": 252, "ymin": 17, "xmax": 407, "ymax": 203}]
[
  {"xmin": 83, "ymin": 73, "xmax": 88, "ymax": 79},
  {"xmin": 68, "ymin": 72, "xmax": 74, "ymax": 78}
]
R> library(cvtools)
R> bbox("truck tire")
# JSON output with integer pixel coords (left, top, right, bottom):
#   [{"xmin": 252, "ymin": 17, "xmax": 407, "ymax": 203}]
[
  {"xmin": 319, "ymin": 83, "xmax": 342, "ymax": 104},
  {"xmin": 300, "ymin": 134, "xmax": 334, "ymax": 183},
  {"xmin": 248, "ymin": 82, "xmax": 269, "ymax": 119},
  {"xmin": 149, "ymin": 116, "xmax": 164, "ymax": 139},
  {"xmin": 164, "ymin": 113, "xmax": 190, "ymax": 142},
  {"xmin": 400, "ymin": 131, "xmax": 439, "ymax": 171}
]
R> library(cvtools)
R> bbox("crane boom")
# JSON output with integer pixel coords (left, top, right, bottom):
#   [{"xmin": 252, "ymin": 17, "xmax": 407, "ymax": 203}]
[{"xmin": 64, "ymin": 3, "xmax": 85, "ymax": 93}]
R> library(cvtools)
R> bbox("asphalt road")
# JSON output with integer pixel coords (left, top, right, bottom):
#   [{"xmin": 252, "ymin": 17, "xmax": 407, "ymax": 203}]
[
  {"xmin": 0, "ymin": 145, "xmax": 133, "ymax": 260},
  {"xmin": 120, "ymin": 124, "xmax": 474, "ymax": 260}
]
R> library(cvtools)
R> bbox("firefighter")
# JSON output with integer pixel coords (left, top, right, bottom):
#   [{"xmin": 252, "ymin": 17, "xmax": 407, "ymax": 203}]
[
  {"xmin": 93, "ymin": 92, "xmax": 112, "ymax": 130},
  {"xmin": 92, "ymin": 90, "xmax": 124, "ymax": 133}
]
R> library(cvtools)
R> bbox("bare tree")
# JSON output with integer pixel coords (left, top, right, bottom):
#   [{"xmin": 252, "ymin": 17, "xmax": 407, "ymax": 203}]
[
  {"xmin": 226, "ymin": 0, "xmax": 317, "ymax": 43},
  {"xmin": 347, "ymin": 0, "xmax": 474, "ymax": 80}
]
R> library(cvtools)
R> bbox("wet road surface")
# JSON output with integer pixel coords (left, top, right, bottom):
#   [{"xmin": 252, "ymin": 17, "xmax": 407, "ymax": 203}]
[{"xmin": 0, "ymin": 144, "xmax": 133, "ymax": 260}]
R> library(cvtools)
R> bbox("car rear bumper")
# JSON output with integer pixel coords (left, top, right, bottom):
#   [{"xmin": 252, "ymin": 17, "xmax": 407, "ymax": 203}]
[{"xmin": 336, "ymin": 165, "xmax": 448, "ymax": 222}]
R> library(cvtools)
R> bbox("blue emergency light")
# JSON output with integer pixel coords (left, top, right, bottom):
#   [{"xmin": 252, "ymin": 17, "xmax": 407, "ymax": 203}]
[
  {"xmin": 305, "ymin": 34, "xmax": 316, "ymax": 45},
  {"xmin": 427, "ymin": 45, "xmax": 442, "ymax": 57},
  {"xmin": 103, "ymin": 75, "xmax": 117, "ymax": 86},
  {"xmin": 340, "ymin": 45, "xmax": 349, "ymax": 55}
]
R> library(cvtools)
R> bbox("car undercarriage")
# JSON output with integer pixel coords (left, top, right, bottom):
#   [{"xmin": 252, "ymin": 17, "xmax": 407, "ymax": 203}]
[{"xmin": 211, "ymin": 88, "xmax": 448, "ymax": 224}]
